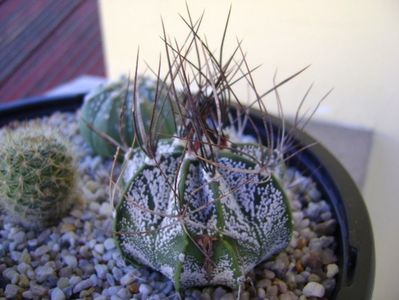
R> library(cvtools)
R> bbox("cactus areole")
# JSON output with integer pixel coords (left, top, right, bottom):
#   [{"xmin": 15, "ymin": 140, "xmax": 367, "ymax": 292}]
[{"xmin": 115, "ymin": 138, "xmax": 292, "ymax": 290}]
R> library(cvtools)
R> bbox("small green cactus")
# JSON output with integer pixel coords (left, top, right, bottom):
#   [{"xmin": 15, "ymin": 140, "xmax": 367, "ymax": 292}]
[
  {"xmin": 79, "ymin": 76, "xmax": 176, "ymax": 157},
  {"xmin": 0, "ymin": 124, "xmax": 77, "ymax": 228}
]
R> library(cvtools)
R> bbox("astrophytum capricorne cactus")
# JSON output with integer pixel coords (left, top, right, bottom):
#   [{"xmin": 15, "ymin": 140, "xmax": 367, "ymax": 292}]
[
  {"xmin": 113, "ymin": 9, "xmax": 295, "ymax": 292},
  {"xmin": 79, "ymin": 76, "xmax": 175, "ymax": 157},
  {"xmin": 115, "ymin": 140, "xmax": 292, "ymax": 290}
]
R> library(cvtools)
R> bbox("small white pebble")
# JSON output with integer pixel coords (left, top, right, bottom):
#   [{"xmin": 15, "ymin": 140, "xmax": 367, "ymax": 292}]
[
  {"xmin": 63, "ymin": 255, "xmax": 78, "ymax": 268},
  {"xmin": 104, "ymin": 238, "xmax": 116, "ymax": 250},
  {"xmin": 220, "ymin": 293, "xmax": 235, "ymax": 300},
  {"xmin": 5, "ymin": 284, "xmax": 20, "ymax": 298},
  {"xmin": 326, "ymin": 263, "xmax": 339, "ymax": 278},
  {"xmin": 95, "ymin": 264, "xmax": 108, "ymax": 279},
  {"xmin": 51, "ymin": 287, "xmax": 66, "ymax": 300},
  {"xmin": 303, "ymin": 282, "xmax": 325, "ymax": 298},
  {"xmin": 99, "ymin": 202, "xmax": 113, "ymax": 217},
  {"xmin": 94, "ymin": 244, "xmax": 105, "ymax": 254},
  {"xmin": 120, "ymin": 272, "xmax": 134, "ymax": 285},
  {"xmin": 139, "ymin": 283, "xmax": 152, "ymax": 295},
  {"xmin": 256, "ymin": 278, "xmax": 270, "ymax": 289},
  {"xmin": 3, "ymin": 268, "xmax": 19, "ymax": 284},
  {"xmin": 257, "ymin": 287, "xmax": 266, "ymax": 298}
]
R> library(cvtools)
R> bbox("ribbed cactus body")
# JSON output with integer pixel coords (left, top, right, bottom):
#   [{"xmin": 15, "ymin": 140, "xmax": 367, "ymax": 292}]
[
  {"xmin": 79, "ymin": 77, "xmax": 176, "ymax": 157},
  {"xmin": 115, "ymin": 140, "xmax": 292, "ymax": 290},
  {"xmin": 0, "ymin": 125, "xmax": 76, "ymax": 228}
]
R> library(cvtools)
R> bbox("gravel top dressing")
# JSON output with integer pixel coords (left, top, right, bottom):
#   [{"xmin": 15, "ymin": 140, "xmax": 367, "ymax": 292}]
[{"xmin": 0, "ymin": 112, "xmax": 339, "ymax": 300}]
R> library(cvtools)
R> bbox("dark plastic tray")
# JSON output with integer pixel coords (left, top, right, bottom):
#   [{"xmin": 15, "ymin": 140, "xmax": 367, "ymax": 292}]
[{"xmin": 0, "ymin": 94, "xmax": 375, "ymax": 299}]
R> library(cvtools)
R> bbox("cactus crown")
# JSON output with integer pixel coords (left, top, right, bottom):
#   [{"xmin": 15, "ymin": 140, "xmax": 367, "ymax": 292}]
[
  {"xmin": 0, "ymin": 123, "xmax": 77, "ymax": 228},
  {"xmin": 113, "ymin": 8, "xmax": 328, "ymax": 292}
]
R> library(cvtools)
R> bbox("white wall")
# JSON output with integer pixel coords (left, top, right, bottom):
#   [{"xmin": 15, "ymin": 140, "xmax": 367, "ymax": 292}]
[{"xmin": 99, "ymin": 1, "xmax": 399, "ymax": 298}]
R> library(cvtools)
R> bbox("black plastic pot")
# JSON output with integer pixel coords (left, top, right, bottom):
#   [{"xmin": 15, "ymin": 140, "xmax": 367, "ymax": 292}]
[{"xmin": 0, "ymin": 94, "xmax": 374, "ymax": 299}]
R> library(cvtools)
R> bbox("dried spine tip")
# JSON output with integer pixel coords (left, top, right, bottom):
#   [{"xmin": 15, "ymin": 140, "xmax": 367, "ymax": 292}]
[{"xmin": 0, "ymin": 124, "xmax": 77, "ymax": 228}]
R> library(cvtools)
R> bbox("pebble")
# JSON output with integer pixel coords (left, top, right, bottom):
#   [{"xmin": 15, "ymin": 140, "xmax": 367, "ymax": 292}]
[
  {"xmin": 95, "ymin": 264, "xmax": 108, "ymax": 279},
  {"xmin": 18, "ymin": 274, "xmax": 30, "ymax": 288},
  {"xmin": 256, "ymin": 278, "xmax": 271, "ymax": 289},
  {"xmin": 112, "ymin": 266, "xmax": 123, "ymax": 281},
  {"xmin": 104, "ymin": 238, "xmax": 116, "ymax": 250},
  {"xmin": 13, "ymin": 231, "xmax": 26, "ymax": 244},
  {"xmin": 5, "ymin": 284, "xmax": 20, "ymax": 298},
  {"xmin": 107, "ymin": 272, "xmax": 116, "ymax": 285},
  {"xmin": 220, "ymin": 293, "xmax": 235, "ymax": 300},
  {"xmin": 22, "ymin": 290, "xmax": 34, "ymax": 299},
  {"xmin": 99, "ymin": 202, "xmax": 113, "ymax": 216},
  {"xmin": 279, "ymin": 293, "xmax": 292, "ymax": 300},
  {"xmin": 257, "ymin": 288, "xmax": 266, "ymax": 298},
  {"xmin": 73, "ymin": 278, "xmax": 94, "ymax": 293},
  {"xmin": 105, "ymin": 286, "xmax": 122, "ymax": 296},
  {"xmin": 213, "ymin": 287, "xmax": 226, "ymax": 299},
  {"xmin": 326, "ymin": 264, "xmax": 339, "ymax": 278},
  {"xmin": 63, "ymin": 255, "xmax": 78, "ymax": 268},
  {"xmin": 315, "ymin": 219, "xmax": 337, "ymax": 236},
  {"xmin": 94, "ymin": 243, "xmax": 105, "ymax": 254},
  {"xmin": 139, "ymin": 283, "xmax": 153, "ymax": 295},
  {"xmin": 30, "ymin": 283, "xmax": 48, "ymax": 296},
  {"xmin": 60, "ymin": 223, "xmax": 76, "ymax": 233},
  {"xmin": 117, "ymin": 287, "xmax": 131, "ymax": 298},
  {"xmin": 37, "ymin": 229, "xmax": 51, "ymax": 244},
  {"xmin": 302, "ymin": 282, "xmax": 325, "ymax": 297},
  {"xmin": 308, "ymin": 273, "xmax": 321, "ymax": 282},
  {"xmin": 120, "ymin": 272, "xmax": 135, "ymax": 285},
  {"xmin": 57, "ymin": 277, "xmax": 70, "ymax": 289},
  {"xmin": 61, "ymin": 232, "xmax": 77, "ymax": 248},
  {"xmin": 89, "ymin": 201, "xmax": 100, "ymax": 212},
  {"xmin": 79, "ymin": 245, "xmax": 91, "ymax": 258},
  {"xmin": 35, "ymin": 265, "xmax": 55, "ymax": 282},
  {"xmin": 10, "ymin": 250, "xmax": 21, "ymax": 262},
  {"xmin": 264, "ymin": 269, "xmax": 276, "ymax": 279},
  {"xmin": 34, "ymin": 244, "xmax": 50, "ymax": 256},
  {"xmin": 51, "ymin": 287, "xmax": 66, "ymax": 300},
  {"xmin": 3, "ymin": 267, "xmax": 19, "ymax": 284},
  {"xmin": 90, "ymin": 274, "xmax": 98, "ymax": 286},
  {"xmin": 323, "ymin": 278, "xmax": 336, "ymax": 293},
  {"xmin": 59, "ymin": 266, "xmax": 73, "ymax": 277},
  {"xmin": 20, "ymin": 249, "xmax": 31, "ymax": 264}
]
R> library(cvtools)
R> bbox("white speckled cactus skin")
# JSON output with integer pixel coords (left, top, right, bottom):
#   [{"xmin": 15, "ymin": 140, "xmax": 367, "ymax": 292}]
[{"xmin": 114, "ymin": 140, "xmax": 292, "ymax": 290}]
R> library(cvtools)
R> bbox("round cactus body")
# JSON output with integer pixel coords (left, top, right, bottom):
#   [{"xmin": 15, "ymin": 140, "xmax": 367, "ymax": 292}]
[
  {"xmin": 0, "ymin": 124, "xmax": 77, "ymax": 228},
  {"xmin": 115, "ymin": 139, "xmax": 292, "ymax": 290},
  {"xmin": 79, "ymin": 76, "xmax": 176, "ymax": 157}
]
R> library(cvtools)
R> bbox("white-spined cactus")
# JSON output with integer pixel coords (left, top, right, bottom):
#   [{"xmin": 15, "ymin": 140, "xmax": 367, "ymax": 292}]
[{"xmin": 0, "ymin": 123, "xmax": 77, "ymax": 228}]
